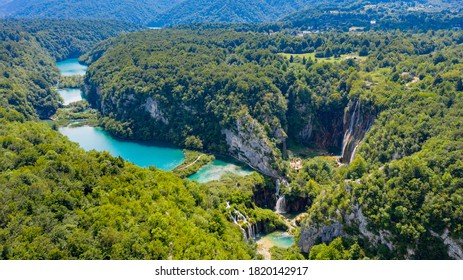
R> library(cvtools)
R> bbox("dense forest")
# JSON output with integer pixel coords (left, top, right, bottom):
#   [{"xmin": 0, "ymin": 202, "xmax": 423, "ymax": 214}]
[
  {"xmin": 0, "ymin": 0, "xmax": 182, "ymax": 25},
  {"xmin": 149, "ymin": 0, "xmax": 315, "ymax": 27},
  {"xmin": 2, "ymin": 2, "xmax": 463, "ymax": 260},
  {"xmin": 0, "ymin": 19, "xmax": 140, "ymax": 120},
  {"xmin": 4, "ymin": 0, "xmax": 461, "ymax": 31},
  {"xmin": 82, "ymin": 26, "xmax": 463, "ymax": 259},
  {"xmin": 281, "ymin": 0, "xmax": 463, "ymax": 32},
  {"xmin": 0, "ymin": 19, "xmax": 291, "ymax": 260}
]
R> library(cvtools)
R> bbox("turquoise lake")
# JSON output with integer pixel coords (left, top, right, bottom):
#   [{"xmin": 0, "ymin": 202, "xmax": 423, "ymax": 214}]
[
  {"xmin": 59, "ymin": 126, "xmax": 185, "ymax": 170},
  {"xmin": 56, "ymin": 58, "xmax": 88, "ymax": 76},
  {"xmin": 56, "ymin": 59, "xmax": 252, "ymax": 179},
  {"xmin": 257, "ymin": 231, "xmax": 295, "ymax": 248},
  {"xmin": 187, "ymin": 159, "xmax": 253, "ymax": 183},
  {"xmin": 58, "ymin": 88, "xmax": 83, "ymax": 105}
]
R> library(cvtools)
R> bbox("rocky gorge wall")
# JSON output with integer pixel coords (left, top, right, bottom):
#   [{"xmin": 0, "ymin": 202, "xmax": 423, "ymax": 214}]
[
  {"xmin": 341, "ymin": 100, "xmax": 375, "ymax": 163},
  {"xmin": 297, "ymin": 181, "xmax": 463, "ymax": 259}
]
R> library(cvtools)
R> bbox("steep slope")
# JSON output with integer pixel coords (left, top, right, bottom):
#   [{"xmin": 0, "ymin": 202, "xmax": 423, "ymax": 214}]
[
  {"xmin": 0, "ymin": 0, "xmax": 184, "ymax": 25},
  {"xmin": 1, "ymin": 19, "xmax": 142, "ymax": 60},
  {"xmin": 148, "ymin": 0, "xmax": 313, "ymax": 27},
  {"xmin": 0, "ymin": 19, "xmax": 141, "ymax": 119},
  {"xmin": 83, "ymin": 30, "xmax": 288, "ymax": 177}
]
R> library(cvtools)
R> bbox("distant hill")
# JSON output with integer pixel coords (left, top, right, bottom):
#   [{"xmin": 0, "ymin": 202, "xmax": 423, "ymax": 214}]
[
  {"xmin": 0, "ymin": 0, "xmax": 317, "ymax": 26},
  {"xmin": 149, "ymin": 0, "xmax": 313, "ymax": 27},
  {"xmin": 281, "ymin": 0, "xmax": 463, "ymax": 31},
  {"xmin": 0, "ymin": 0, "xmax": 184, "ymax": 25}
]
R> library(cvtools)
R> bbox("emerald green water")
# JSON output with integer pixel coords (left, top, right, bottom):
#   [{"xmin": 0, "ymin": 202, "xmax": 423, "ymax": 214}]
[
  {"xmin": 56, "ymin": 58, "xmax": 88, "ymax": 76},
  {"xmin": 58, "ymin": 88, "xmax": 83, "ymax": 105},
  {"xmin": 257, "ymin": 231, "xmax": 295, "ymax": 248},
  {"xmin": 56, "ymin": 59, "xmax": 251, "ymax": 178},
  {"xmin": 187, "ymin": 159, "xmax": 253, "ymax": 183},
  {"xmin": 59, "ymin": 126, "xmax": 185, "ymax": 170}
]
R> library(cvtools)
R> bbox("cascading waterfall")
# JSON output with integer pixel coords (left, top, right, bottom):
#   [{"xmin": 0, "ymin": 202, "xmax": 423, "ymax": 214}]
[
  {"xmin": 274, "ymin": 179, "xmax": 287, "ymax": 214},
  {"xmin": 275, "ymin": 196, "xmax": 287, "ymax": 214},
  {"xmin": 341, "ymin": 101, "xmax": 359, "ymax": 160},
  {"xmin": 350, "ymin": 143, "xmax": 360, "ymax": 163},
  {"xmin": 230, "ymin": 208, "xmax": 256, "ymax": 241},
  {"xmin": 341, "ymin": 100, "xmax": 373, "ymax": 163}
]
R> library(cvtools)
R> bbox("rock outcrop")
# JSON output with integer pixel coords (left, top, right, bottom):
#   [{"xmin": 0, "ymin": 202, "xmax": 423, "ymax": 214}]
[
  {"xmin": 223, "ymin": 114, "xmax": 281, "ymax": 178},
  {"xmin": 144, "ymin": 96, "xmax": 169, "ymax": 125},
  {"xmin": 431, "ymin": 229, "xmax": 463, "ymax": 260},
  {"xmin": 293, "ymin": 105, "xmax": 345, "ymax": 151},
  {"xmin": 298, "ymin": 181, "xmax": 394, "ymax": 254},
  {"xmin": 341, "ymin": 100, "xmax": 375, "ymax": 163},
  {"xmin": 298, "ymin": 221, "xmax": 343, "ymax": 253},
  {"xmin": 298, "ymin": 203, "xmax": 394, "ymax": 254}
]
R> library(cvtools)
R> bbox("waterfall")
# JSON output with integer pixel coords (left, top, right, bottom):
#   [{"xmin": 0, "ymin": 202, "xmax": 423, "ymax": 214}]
[
  {"xmin": 275, "ymin": 196, "xmax": 286, "ymax": 214},
  {"xmin": 274, "ymin": 179, "xmax": 287, "ymax": 214},
  {"xmin": 230, "ymin": 209, "xmax": 256, "ymax": 241},
  {"xmin": 341, "ymin": 101, "xmax": 359, "ymax": 160},
  {"xmin": 350, "ymin": 143, "xmax": 360, "ymax": 163},
  {"xmin": 341, "ymin": 100, "xmax": 375, "ymax": 164}
]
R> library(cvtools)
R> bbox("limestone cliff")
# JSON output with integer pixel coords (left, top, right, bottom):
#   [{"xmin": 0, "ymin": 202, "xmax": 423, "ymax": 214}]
[
  {"xmin": 341, "ymin": 100, "xmax": 375, "ymax": 163},
  {"xmin": 431, "ymin": 229, "xmax": 463, "ymax": 260},
  {"xmin": 298, "ymin": 181, "xmax": 394, "ymax": 254},
  {"xmin": 292, "ymin": 103, "xmax": 345, "ymax": 151},
  {"xmin": 222, "ymin": 114, "xmax": 281, "ymax": 178},
  {"xmin": 298, "ymin": 180, "xmax": 463, "ymax": 259}
]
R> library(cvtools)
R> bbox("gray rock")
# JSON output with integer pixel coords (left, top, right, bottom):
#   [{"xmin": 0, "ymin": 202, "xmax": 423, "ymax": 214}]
[{"xmin": 222, "ymin": 114, "xmax": 280, "ymax": 178}]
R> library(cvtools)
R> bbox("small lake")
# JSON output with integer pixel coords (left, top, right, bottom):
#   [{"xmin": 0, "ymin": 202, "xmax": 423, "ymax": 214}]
[
  {"xmin": 56, "ymin": 58, "xmax": 253, "ymax": 179},
  {"xmin": 187, "ymin": 159, "xmax": 253, "ymax": 183},
  {"xmin": 257, "ymin": 231, "xmax": 295, "ymax": 249},
  {"xmin": 56, "ymin": 58, "xmax": 88, "ymax": 76},
  {"xmin": 58, "ymin": 88, "xmax": 83, "ymax": 105},
  {"xmin": 59, "ymin": 126, "xmax": 185, "ymax": 170}
]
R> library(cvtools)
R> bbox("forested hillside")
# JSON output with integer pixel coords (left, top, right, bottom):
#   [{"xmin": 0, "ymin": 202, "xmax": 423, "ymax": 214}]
[
  {"xmin": 0, "ymin": 110, "xmax": 265, "ymax": 259},
  {"xmin": 0, "ymin": 24, "xmax": 60, "ymax": 119},
  {"xmin": 2, "ymin": 2, "xmax": 463, "ymax": 260},
  {"xmin": 0, "ymin": 20, "xmax": 290, "ymax": 260},
  {"xmin": 282, "ymin": 0, "xmax": 463, "ymax": 31},
  {"xmin": 0, "ymin": 19, "xmax": 142, "ymax": 61},
  {"xmin": 0, "ymin": 0, "xmax": 182, "ymax": 25},
  {"xmin": 0, "ymin": 19, "xmax": 141, "ymax": 119},
  {"xmin": 82, "ymin": 26, "xmax": 463, "ymax": 259},
  {"xmin": 150, "ymin": 0, "xmax": 313, "ymax": 27}
]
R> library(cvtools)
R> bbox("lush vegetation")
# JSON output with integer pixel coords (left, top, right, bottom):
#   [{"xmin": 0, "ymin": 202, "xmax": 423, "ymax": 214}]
[
  {"xmin": 3, "ymin": 3, "xmax": 463, "ymax": 260},
  {"xmin": 1, "ymin": 19, "xmax": 142, "ymax": 61},
  {"xmin": 0, "ymin": 110, "xmax": 257, "ymax": 259},
  {"xmin": 150, "ymin": 0, "xmax": 314, "ymax": 27},
  {"xmin": 281, "ymin": 30, "xmax": 463, "ymax": 259},
  {"xmin": 0, "ymin": 0, "xmax": 181, "ymax": 25},
  {"xmin": 0, "ymin": 20, "xmax": 295, "ymax": 259},
  {"xmin": 173, "ymin": 150, "xmax": 215, "ymax": 178},
  {"xmin": 0, "ymin": 25, "xmax": 60, "ymax": 119},
  {"xmin": 281, "ymin": 0, "xmax": 463, "ymax": 32},
  {"xmin": 0, "ymin": 19, "xmax": 141, "ymax": 120}
]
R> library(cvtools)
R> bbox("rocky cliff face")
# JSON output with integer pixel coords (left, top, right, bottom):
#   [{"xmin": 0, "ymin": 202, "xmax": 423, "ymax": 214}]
[
  {"xmin": 341, "ymin": 100, "xmax": 375, "ymax": 163},
  {"xmin": 222, "ymin": 114, "xmax": 281, "ymax": 178},
  {"xmin": 298, "ymin": 181, "xmax": 393, "ymax": 254},
  {"xmin": 298, "ymin": 221, "xmax": 343, "ymax": 253},
  {"xmin": 144, "ymin": 97, "xmax": 169, "ymax": 125},
  {"xmin": 298, "ymin": 203, "xmax": 394, "ymax": 254},
  {"xmin": 85, "ymin": 78, "xmax": 284, "ymax": 176},
  {"xmin": 431, "ymin": 229, "xmax": 463, "ymax": 260},
  {"xmin": 292, "ymin": 104, "xmax": 345, "ymax": 151},
  {"xmin": 298, "ymin": 180, "xmax": 463, "ymax": 259}
]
